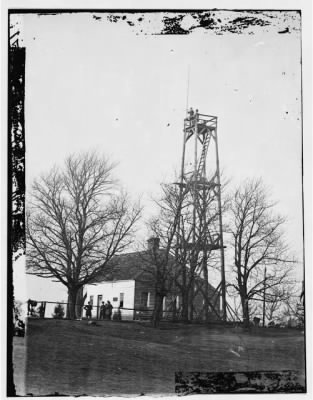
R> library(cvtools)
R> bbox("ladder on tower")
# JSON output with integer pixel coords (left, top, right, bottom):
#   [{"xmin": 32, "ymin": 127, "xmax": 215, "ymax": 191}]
[{"xmin": 197, "ymin": 132, "xmax": 212, "ymax": 176}]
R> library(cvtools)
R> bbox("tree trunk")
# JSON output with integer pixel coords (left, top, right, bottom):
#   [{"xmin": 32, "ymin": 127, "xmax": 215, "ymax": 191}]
[
  {"xmin": 180, "ymin": 260, "xmax": 189, "ymax": 322},
  {"xmin": 188, "ymin": 252, "xmax": 197, "ymax": 322},
  {"xmin": 262, "ymin": 266, "xmax": 267, "ymax": 327},
  {"xmin": 67, "ymin": 287, "xmax": 79, "ymax": 319},
  {"xmin": 172, "ymin": 296, "xmax": 177, "ymax": 322},
  {"xmin": 202, "ymin": 258, "xmax": 209, "ymax": 322},
  {"xmin": 241, "ymin": 295, "xmax": 250, "ymax": 328},
  {"xmin": 181, "ymin": 291, "xmax": 189, "ymax": 322},
  {"xmin": 75, "ymin": 287, "xmax": 86, "ymax": 319},
  {"xmin": 188, "ymin": 276, "xmax": 197, "ymax": 322},
  {"xmin": 188, "ymin": 286, "xmax": 194, "ymax": 322},
  {"xmin": 152, "ymin": 292, "xmax": 163, "ymax": 328}
]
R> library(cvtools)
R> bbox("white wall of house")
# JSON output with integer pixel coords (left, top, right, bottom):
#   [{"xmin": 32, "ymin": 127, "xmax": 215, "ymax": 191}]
[{"xmin": 84, "ymin": 280, "xmax": 135, "ymax": 320}]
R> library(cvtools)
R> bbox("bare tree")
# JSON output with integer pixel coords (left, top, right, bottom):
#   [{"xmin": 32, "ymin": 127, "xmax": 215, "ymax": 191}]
[
  {"xmin": 142, "ymin": 183, "xmax": 184, "ymax": 327},
  {"xmin": 146, "ymin": 180, "xmax": 227, "ymax": 323},
  {"xmin": 228, "ymin": 179, "xmax": 295, "ymax": 327},
  {"xmin": 280, "ymin": 282, "xmax": 304, "ymax": 327},
  {"xmin": 137, "ymin": 237, "xmax": 177, "ymax": 327},
  {"xmin": 26, "ymin": 152, "xmax": 141, "ymax": 319},
  {"xmin": 265, "ymin": 293, "xmax": 284, "ymax": 323},
  {"xmin": 286, "ymin": 303, "xmax": 304, "ymax": 328},
  {"xmin": 147, "ymin": 182, "xmax": 199, "ymax": 323},
  {"xmin": 260, "ymin": 284, "xmax": 297, "ymax": 325}
]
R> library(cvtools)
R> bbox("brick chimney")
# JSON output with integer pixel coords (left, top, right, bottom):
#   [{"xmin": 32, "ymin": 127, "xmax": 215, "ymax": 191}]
[{"xmin": 147, "ymin": 237, "xmax": 160, "ymax": 251}]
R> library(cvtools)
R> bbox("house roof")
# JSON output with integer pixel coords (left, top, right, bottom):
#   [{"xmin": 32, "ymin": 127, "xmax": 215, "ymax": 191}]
[
  {"xmin": 91, "ymin": 250, "xmax": 153, "ymax": 283},
  {"xmin": 90, "ymin": 249, "xmax": 217, "ymax": 293}
]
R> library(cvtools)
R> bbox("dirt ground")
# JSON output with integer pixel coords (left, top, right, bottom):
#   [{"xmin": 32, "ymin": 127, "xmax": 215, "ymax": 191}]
[{"xmin": 13, "ymin": 319, "xmax": 305, "ymax": 396}]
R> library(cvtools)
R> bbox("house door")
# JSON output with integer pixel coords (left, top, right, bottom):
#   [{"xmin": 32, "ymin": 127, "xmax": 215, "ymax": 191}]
[{"xmin": 97, "ymin": 295, "xmax": 103, "ymax": 319}]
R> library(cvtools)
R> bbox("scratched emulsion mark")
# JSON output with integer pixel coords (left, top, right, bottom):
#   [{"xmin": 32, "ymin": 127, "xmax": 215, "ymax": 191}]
[
  {"xmin": 160, "ymin": 15, "xmax": 189, "ymax": 35},
  {"xmin": 175, "ymin": 371, "xmax": 306, "ymax": 394},
  {"xmin": 95, "ymin": 10, "xmax": 300, "ymax": 36},
  {"xmin": 9, "ymin": 15, "xmax": 26, "ymax": 259},
  {"xmin": 8, "ymin": 15, "xmax": 26, "ymax": 397}
]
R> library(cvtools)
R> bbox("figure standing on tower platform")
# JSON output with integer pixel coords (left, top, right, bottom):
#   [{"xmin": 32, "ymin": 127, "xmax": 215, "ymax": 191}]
[{"xmin": 187, "ymin": 107, "xmax": 196, "ymax": 128}]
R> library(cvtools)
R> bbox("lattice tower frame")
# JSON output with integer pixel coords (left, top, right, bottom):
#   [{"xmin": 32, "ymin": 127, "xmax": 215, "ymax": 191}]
[{"xmin": 175, "ymin": 108, "xmax": 227, "ymax": 321}]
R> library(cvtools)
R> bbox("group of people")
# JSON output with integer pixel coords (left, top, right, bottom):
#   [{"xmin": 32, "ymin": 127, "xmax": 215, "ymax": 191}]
[
  {"xmin": 84, "ymin": 300, "xmax": 113, "ymax": 320},
  {"xmin": 14, "ymin": 315, "xmax": 25, "ymax": 337},
  {"xmin": 27, "ymin": 299, "xmax": 46, "ymax": 318}
]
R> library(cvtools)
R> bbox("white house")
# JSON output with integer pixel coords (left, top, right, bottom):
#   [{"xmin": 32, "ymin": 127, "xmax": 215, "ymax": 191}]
[{"xmin": 83, "ymin": 238, "xmax": 220, "ymax": 321}]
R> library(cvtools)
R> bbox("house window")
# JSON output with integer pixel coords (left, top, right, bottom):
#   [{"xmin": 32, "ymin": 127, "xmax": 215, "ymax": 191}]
[
  {"xmin": 141, "ymin": 292, "xmax": 150, "ymax": 307},
  {"xmin": 147, "ymin": 292, "xmax": 150, "ymax": 307},
  {"xmin": 119, "ymin": 293, "xmax": 124, "ymax": 308},
  {"xmin": 89, "ymin": 295, "xmax": 94, "ymax": 305},
  {"xmin": 176, "ymin": 295, "xmax": 180, "ymax": 309}
]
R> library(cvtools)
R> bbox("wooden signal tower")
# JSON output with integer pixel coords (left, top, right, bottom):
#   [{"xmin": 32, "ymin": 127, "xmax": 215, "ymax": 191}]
[{"xmin": 176, "ymin": 108, "xmax": 227, "ymax": 321}]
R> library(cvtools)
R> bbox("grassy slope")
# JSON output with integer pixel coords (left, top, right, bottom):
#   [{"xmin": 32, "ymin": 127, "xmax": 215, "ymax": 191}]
[{"xmin": 21, "ymin": 319, "xmax": 305, "ymax": 396}]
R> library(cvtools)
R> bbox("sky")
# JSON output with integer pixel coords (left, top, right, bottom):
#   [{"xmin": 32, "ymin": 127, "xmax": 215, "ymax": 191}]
[{"xmin": 11, "ymin": 11, "xmax": 303, "ymax": 304}]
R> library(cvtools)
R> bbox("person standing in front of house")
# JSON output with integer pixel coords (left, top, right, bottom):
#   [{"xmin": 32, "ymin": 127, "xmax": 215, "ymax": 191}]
[
  {"xmin": 106, "ymin": 301, "xmax": 113, "ymax": 320},
  {"xmin": 84, "ymin": 302, "xmax": 92, "ymax": 319},
  {"xmin": 100, "ymin": 301, "xmax": 106, "ymax": 319}
]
